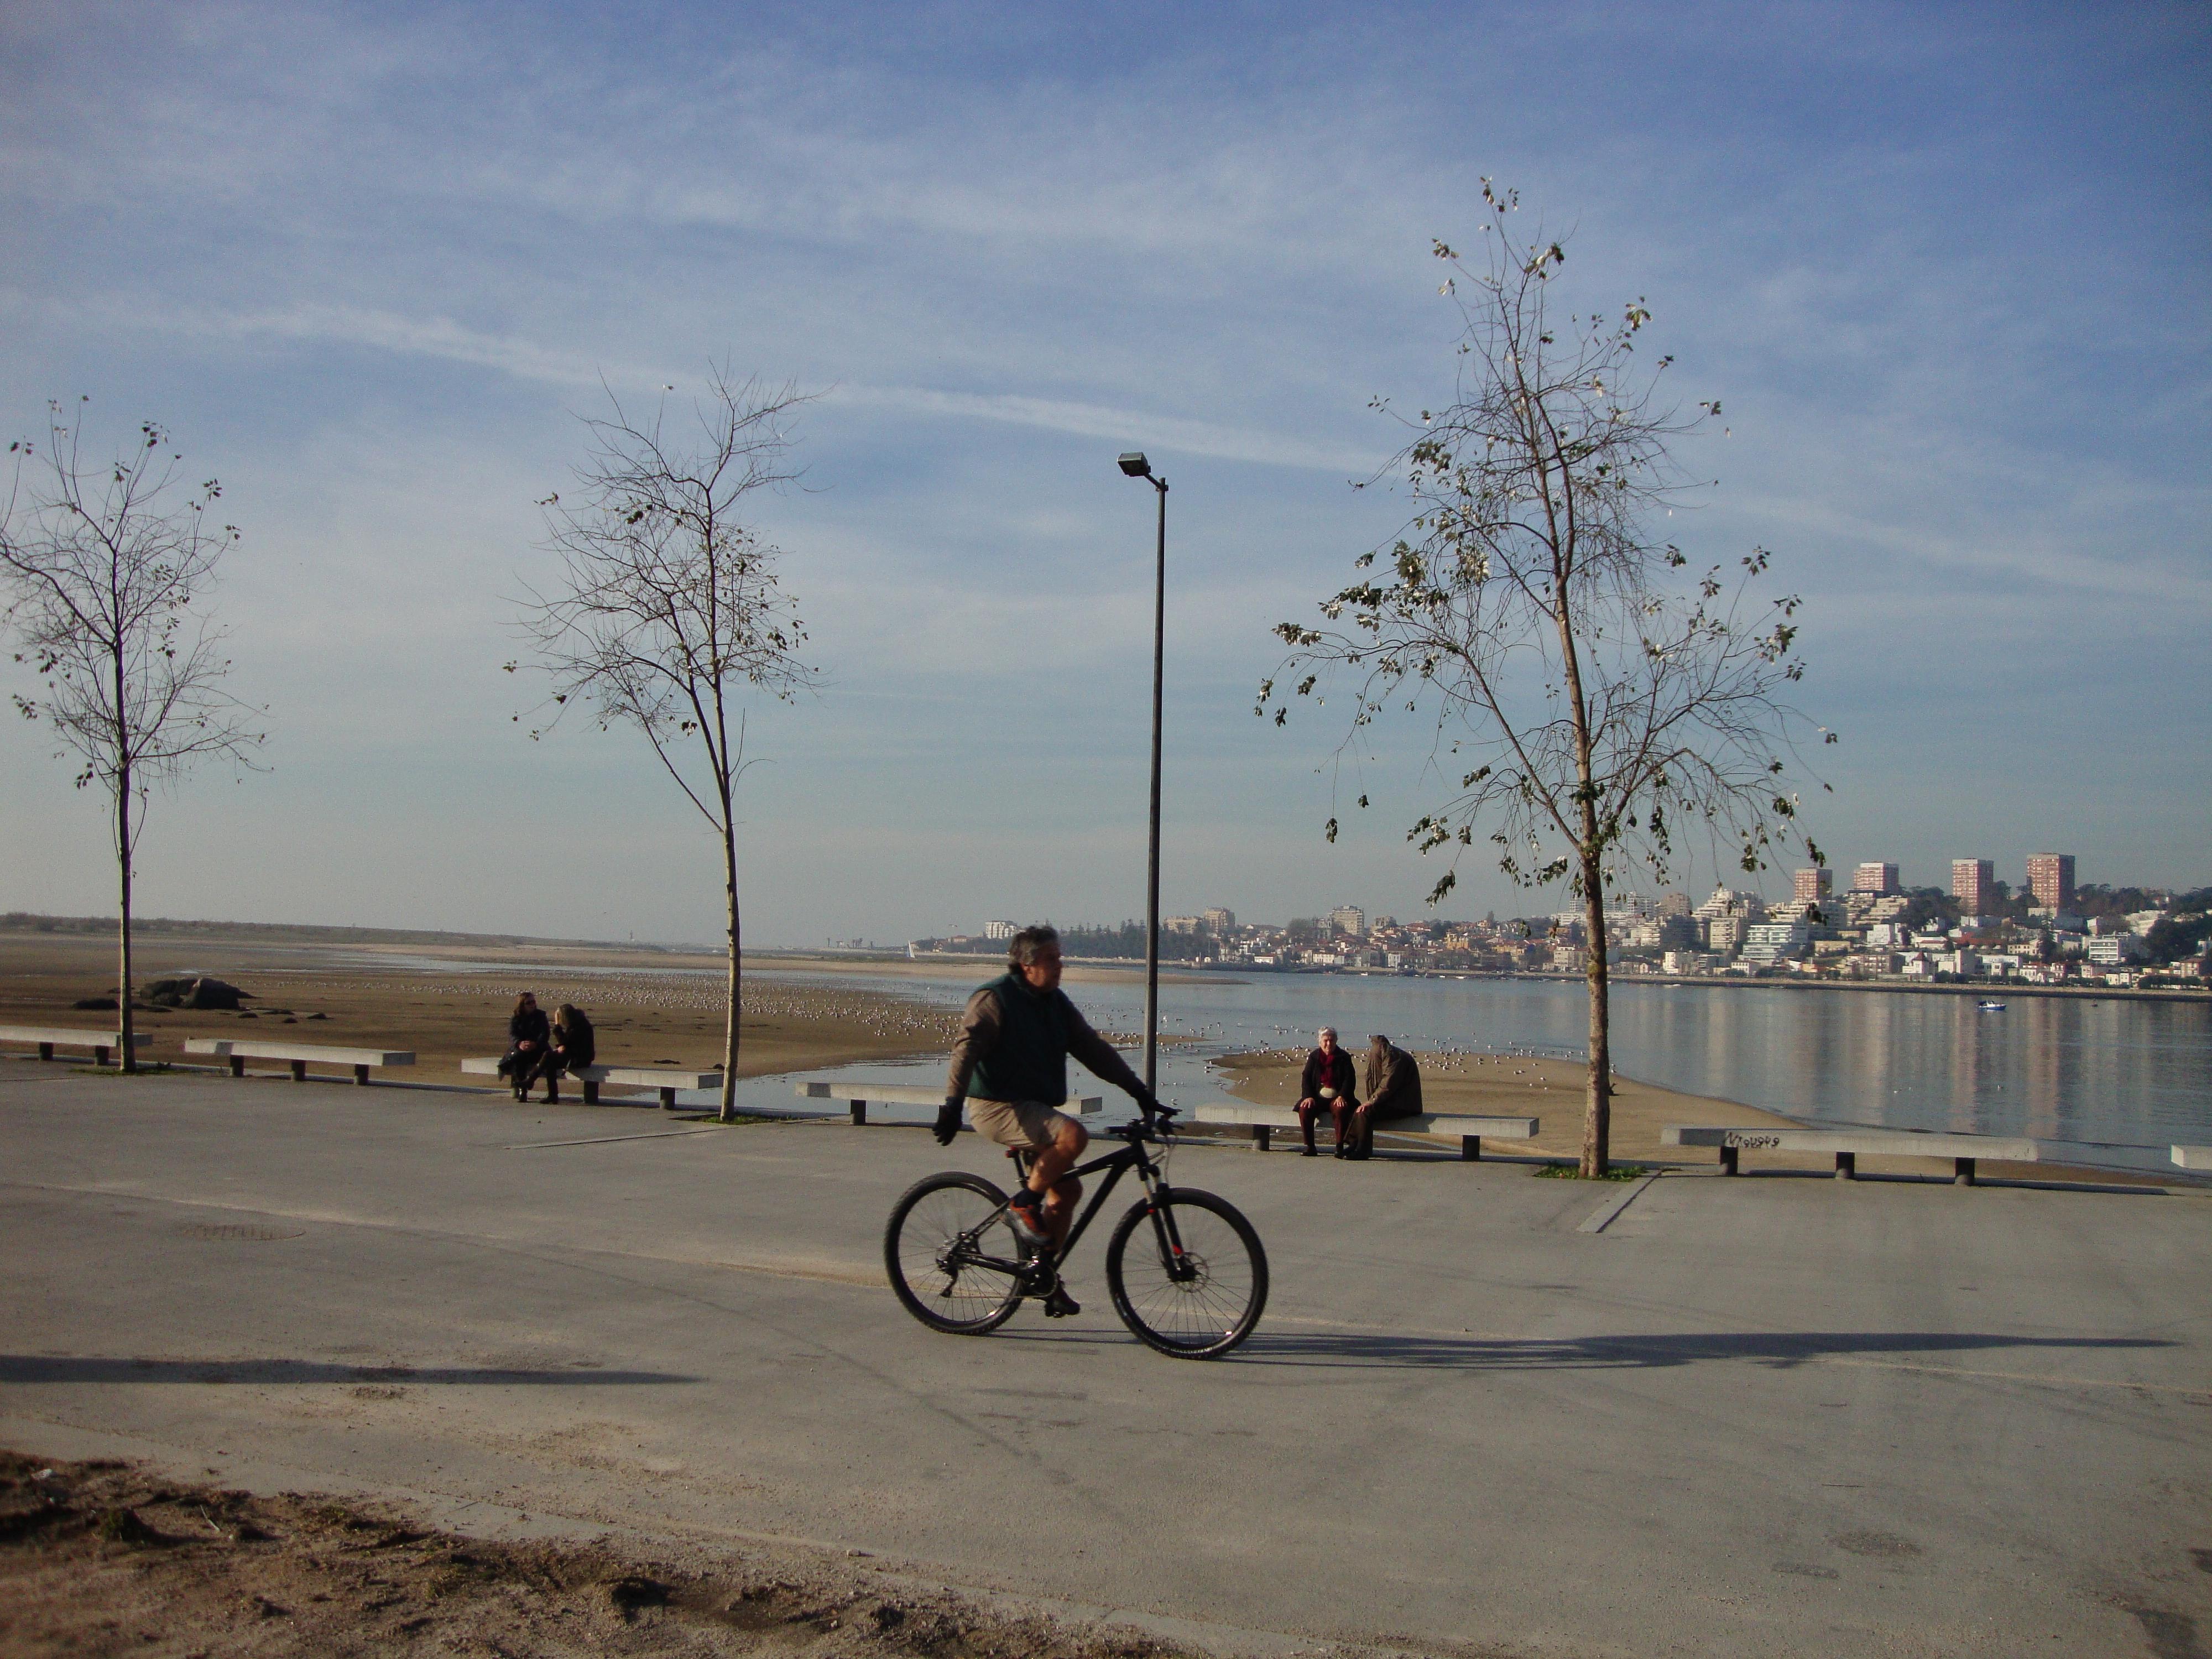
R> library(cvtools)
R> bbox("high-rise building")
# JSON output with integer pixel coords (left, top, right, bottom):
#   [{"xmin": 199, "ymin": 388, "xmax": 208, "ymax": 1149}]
[
  {"xmin": 2026, "ymin": 853, "xmax": 2076, "ymax": 911},
  {"xmin": 1853, "ymin": 861, "xmax": 1899, "ymax": 895},
  {"xmin": 1793, "ymin": 868, "xmax": 1833, "ymax": 906},
  {"xmin": 983, "ymin": 920, "xmax": 1018, "ymax": 941},
  {"xmin": 1952, "ymin": 858, "xmax": 1995, "ymax": 915},
  {"xmin": 1328, "ymin": 904, "xmax": 1366, "ymax": 937},
  {"xmin": 1658, "ymin": 891, "xmax": 1692, "ymax": 919},
  {"xmin": 1201, "ymin": 906, "xmax": 1235, "ymax": 933}
]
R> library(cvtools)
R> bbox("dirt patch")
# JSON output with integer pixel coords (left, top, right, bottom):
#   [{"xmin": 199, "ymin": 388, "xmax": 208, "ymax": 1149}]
[{"xmin": 0, "ymin": 1448, "xmax": 1187, "ymax": 1658}]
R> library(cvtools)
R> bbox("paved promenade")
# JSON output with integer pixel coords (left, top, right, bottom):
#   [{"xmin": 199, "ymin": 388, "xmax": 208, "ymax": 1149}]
[{"xmin": 3, "ymin": 1065, "xmax": 2207, "ymax": 1656}]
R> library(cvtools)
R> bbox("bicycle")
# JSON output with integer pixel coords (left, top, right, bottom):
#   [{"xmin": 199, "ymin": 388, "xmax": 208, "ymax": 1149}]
[{"xmin": 883, "ymin": 1113, "xmax": 1267, "ymax": 1359}]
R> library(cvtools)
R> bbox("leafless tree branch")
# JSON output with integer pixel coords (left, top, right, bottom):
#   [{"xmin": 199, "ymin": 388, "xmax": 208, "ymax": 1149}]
[
  {"xmin": 1260, "ymin": 184, "xmax": 1832, "ymax": 1172},
  {"xmin": 1, "ymin": 399, "xmax": 268, "ymax": 1071},
  {"xmin": 515, "ymin": 364, "xmax": 820, "ymax": 1121}
]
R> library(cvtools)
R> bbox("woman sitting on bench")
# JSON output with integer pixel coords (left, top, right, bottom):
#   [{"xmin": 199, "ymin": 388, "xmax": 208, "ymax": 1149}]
[{"xmin": 535, "ymin": 1004, "xmax": 596, "ymax": 1103}]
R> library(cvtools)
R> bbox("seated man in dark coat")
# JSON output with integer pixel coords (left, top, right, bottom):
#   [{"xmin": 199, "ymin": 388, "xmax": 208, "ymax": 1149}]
[
  {"xmin": 497, "ymin": 993, "xmax": 550, "ymax": 1101},
  {"xmin": 1293, "ymin": 1026, "xmax": 1360, "ymax": 1158},
  {"xmin": 1346, "ymin": 1034, "xmax": 1423, "ymax": 1161}
]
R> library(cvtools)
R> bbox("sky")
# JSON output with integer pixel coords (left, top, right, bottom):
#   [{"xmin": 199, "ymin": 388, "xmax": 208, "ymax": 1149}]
[{"xmin": 2, "ymin": 0, "xmax": 2206, "ymax": 947}]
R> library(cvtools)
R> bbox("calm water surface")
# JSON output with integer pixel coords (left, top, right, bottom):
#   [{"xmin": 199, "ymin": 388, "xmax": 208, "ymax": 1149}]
[{"xmin": 733, "ymin": 969, "xmax": 2211, "ymax": 1173}]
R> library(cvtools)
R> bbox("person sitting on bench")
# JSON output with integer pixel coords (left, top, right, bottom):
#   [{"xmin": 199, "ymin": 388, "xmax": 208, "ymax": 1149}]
[
  {"xmin": 1345, "ymin": 1034, "xmax": 1423, "ymax": 1161},
  {"xmin": 496, "ymin": 993, "xmax": 550, "ymax": 1101},
  {"xmin": 1295, "ymin": 1026, "xmax": 1360, "ymax": 1159},
  {"xmin": 534, "ymin": 1003, "xmax": 595, "ymax": 1103}
]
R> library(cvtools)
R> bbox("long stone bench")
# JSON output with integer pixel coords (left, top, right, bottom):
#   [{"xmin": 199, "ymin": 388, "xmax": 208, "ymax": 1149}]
[
  {"xmin": 460, "ymin": 1057, "xmax": 720, "ymax": 1108},
  {"xmin": 795, "ymin": 1082, "xmax": 1103, "ymax": 1126},
  {"xmin": 2174, "ymin": 1146, "xmax": 2211, "ymax": 1172},
  {"xmin": 0, "ymin": 1025, "xmax": 144, "ymax": 1067},
  {"xmin": 1662, "ymin": 1124, "xmax": 2039, "ymax": 1185},
  {"xmin": 185, "ymin": 1038, "xmax": 414, "ymax": 1087},
  {"xmin": 1193, "ymin": 1102, "xmax": 1538, "ymax": 1160}
]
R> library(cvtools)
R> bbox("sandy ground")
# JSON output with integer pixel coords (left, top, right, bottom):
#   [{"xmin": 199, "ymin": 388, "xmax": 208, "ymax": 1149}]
[
  {"xmin": 1209, "ymin": 1044, "xmax": 2174, "ymax": 1187},
  {"xmin": 0, "ymin": 1451, "xmax": 1186, "ymax": 1659},
  {"xmin": 0, "ymin": 933, "xmax": 961, "ymax": 1091}
]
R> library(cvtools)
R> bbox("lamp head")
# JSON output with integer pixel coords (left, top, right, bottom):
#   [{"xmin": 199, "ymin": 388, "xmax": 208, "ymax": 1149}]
[{"xmin": 1118, "ymin": 451, "xmax": 1152, "ymax": 478}]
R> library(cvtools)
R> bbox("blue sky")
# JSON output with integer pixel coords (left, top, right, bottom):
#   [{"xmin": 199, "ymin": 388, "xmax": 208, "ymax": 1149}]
[{"xmin": 3, "ymin": 1, "xmax": 2206, "ymax": 945}]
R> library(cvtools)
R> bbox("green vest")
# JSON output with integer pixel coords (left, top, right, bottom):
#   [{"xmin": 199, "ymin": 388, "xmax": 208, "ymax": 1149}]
[{"xmin": 970, "ymin": 972, "xmax": 1073, "ymax": 1105}]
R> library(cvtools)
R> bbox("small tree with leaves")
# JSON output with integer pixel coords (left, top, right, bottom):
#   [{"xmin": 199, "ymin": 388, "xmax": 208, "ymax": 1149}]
[
  {"xmin": 1, "ymin": 400, "xmax": 265, "ymax": 1070},
  {"xmin": 519, "ymin": 369, "xmax": 817, "ymax": 1122},
  {"xmin": 1260, "ymin": 184, "xmax": 1828, "ymax": 1174}
]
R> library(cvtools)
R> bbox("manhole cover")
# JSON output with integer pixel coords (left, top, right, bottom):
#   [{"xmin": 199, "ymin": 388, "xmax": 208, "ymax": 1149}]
[{"xmin": 175, "ymin": 1222, "xmax": 304, "ymax": 1241}]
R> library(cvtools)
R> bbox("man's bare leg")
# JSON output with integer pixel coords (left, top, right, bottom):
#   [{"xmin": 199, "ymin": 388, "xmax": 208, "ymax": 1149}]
[{"xmin": 1030, "ymin": 1115, "xmax": 1088, "ymax": 1251}]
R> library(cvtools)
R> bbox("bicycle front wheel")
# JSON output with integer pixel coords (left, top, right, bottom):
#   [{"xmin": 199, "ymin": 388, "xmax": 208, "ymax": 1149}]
[
  {"xmin": 884, "ymin": 1171, "xmax": 1026, "ymax": 1335},
  {"xmin": 1105, "ymin": 1187, "xmax": 1267, "ymax": 1358}
]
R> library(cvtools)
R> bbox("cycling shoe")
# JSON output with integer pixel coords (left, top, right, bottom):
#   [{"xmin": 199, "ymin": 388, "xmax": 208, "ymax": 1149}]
[{"xmin": 1042, "ymin": 1286, "xmax": 1081, "ymax": 1318}]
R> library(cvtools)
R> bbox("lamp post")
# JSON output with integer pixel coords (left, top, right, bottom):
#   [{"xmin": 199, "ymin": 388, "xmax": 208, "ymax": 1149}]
[{"xmin": 1118, "ymin": 451, "xmax": 1167, "ymax": 1094}]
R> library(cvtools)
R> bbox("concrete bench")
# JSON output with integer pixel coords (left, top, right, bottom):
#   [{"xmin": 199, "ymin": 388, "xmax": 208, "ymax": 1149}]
[
  {"xmin": 2174, "ymin": 1146, "xmax": 2211, "ymax": 1172},
  {"xmin": 461, "ymin": 1057, "xmax": 720, "ymax": 1108},
  {"xmin": 186, "ymin": 1039, "xmax": 414, "ymax": 1087},
  {"xmin": 1193, "ymin": 1103, "xmax": 1539, "ymax": 1160},
  {"xmin": 796, "ymin": 1082, "xmax": 1103, "ymax": 1126},
  {"xmin": 1662, "ymin": 1124, "xmax": 2039, "ymax": 1185},
  {"xmin": 0, "ymin": 1026, "xmax": 145, "ymax": 1067}
]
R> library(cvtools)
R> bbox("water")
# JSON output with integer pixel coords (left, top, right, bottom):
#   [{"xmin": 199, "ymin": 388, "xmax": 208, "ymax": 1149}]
[{"xmin": 721, "ymin": 969, "xmax": 2211, "ymax": 1174}]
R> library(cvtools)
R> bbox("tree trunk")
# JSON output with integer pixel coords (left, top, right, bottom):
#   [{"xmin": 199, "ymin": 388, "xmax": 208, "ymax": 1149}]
[
  {"xmin": 718, "ymin": 823, "xmax": 741, "ymax": 1123},
  {"xmin": 1579, "ymin": 863, "xmax": 1611, "ymax": 1176},
  {"xmin": 116, "ymin": 769, "xmax": 135, "ymax": 1074}
]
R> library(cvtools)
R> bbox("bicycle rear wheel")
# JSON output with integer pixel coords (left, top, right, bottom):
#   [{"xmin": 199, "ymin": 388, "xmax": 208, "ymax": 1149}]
[
  {"xmin": 1105, "ymin": 1187, "xmax": 1267, "ymax": 1358},
  {"xmin": 884, "ymin": 1171, "xmax": 1026, "ymax": 1335}
]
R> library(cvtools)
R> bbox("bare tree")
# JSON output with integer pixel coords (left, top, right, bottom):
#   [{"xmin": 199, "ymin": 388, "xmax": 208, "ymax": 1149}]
[
  {"xmin": 1260, "ymin": 183, "xmax": 1829, "ymax": 1175},
  {"xmin": 520, "ymin": 369, "xmax": 818, "ymax": 1123},
  {"xmin": 1, "ymin": 399, "xmax": 266, "ymax": 1071}
]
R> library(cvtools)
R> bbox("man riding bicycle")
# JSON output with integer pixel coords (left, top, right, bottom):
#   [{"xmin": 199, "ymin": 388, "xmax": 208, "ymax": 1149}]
[{"xmin": 935, "ymin": 925, "xmax": 1167, "ymax": 1318}]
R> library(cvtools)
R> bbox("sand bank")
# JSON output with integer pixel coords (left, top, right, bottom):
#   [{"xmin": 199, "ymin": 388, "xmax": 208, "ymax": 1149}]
[
  {"xmin": 0, "ymin": 932, "xmax": 959, "ymax": 1089},
  {"xmin": 1211, "ymin": 1045, "xmax": 2177, "ymax": 1186}
]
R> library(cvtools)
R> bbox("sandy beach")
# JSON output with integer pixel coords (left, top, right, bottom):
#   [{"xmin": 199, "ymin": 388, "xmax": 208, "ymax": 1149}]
[{"xmin": 0, "ymin": 931, "xmax": 963, "ymax": 1091}]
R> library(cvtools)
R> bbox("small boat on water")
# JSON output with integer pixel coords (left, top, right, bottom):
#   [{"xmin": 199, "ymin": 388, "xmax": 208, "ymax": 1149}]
[{"xmin": 1978, "ymin": 1000, "xmax": 2007, "ymax": 1012}]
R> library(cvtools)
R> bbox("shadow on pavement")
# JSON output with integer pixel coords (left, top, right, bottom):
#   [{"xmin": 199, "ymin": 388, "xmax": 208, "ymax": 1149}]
[
  {"xmin": 0, "ymin": 1357, "xmax": 698, "ymax": 1386},
  {"xmin": 1225, "ymin": 1328, "xmax": 2173, "ymax": 1370}
]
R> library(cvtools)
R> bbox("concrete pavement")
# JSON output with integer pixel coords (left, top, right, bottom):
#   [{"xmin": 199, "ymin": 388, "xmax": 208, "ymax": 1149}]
[{"xmin": 3, "ymin": 1063, "xmax": 2208, "ymax": 1656}]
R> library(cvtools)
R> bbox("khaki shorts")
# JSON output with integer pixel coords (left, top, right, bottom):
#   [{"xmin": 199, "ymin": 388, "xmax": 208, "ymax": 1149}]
[{"xmin": 967, "ymin": 1097, "xmax": 1077, "ymax": 1152}]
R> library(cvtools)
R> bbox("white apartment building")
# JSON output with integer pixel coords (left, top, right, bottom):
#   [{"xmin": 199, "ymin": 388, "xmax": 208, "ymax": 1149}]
[
  {"xmin": 1328, "ymin": 905, "xmax": 1366, "ymax": 937},
  {"xmin": 1740, "ymin": 921, "xmax": 1813, "ymax": 966}
]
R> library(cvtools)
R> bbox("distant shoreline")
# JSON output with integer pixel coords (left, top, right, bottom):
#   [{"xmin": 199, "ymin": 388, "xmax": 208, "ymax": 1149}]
[{"xmin": 7, "ymin": 915, "xmax": 2201, "ymax": 1005}]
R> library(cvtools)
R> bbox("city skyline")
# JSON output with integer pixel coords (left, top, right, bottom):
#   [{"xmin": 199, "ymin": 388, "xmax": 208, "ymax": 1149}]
[{"xmin": 4, "ymin": 3, "xmax": 2206, "ymax": 947}]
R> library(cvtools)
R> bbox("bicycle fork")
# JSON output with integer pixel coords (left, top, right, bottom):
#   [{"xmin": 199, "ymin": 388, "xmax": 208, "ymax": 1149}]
[{"xmin": 1139, "ymin": 1176, "xmax": 1199, "ymax": 1282}]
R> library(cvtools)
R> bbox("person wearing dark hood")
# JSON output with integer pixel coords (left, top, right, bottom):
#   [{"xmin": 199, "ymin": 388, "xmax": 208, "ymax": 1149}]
[
  {"xmin": 1345, "ymin": 1034, "xmax": 1423, "ymax": 1160},
  {"xmin": 497, "ymin": 993, "xmax": 550, "ymax": 1102}
]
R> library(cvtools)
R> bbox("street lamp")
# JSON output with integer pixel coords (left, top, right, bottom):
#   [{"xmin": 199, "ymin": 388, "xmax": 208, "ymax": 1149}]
[{"xmin": 1118, "ymin": 451, "xmax": 1167, "ymax": 1095}]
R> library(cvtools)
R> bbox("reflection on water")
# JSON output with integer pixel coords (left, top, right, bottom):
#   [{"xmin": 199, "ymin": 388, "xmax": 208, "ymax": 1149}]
[{"xmin": 743, "ymin": 970, "xmax": 2210, "ymax": 1173}]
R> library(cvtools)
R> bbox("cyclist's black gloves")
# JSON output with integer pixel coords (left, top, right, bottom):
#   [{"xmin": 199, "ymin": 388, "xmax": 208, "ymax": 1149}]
[
  {"xmin": 1136, "ymin": 1089, "xmax": 1175, "ymax": 1123},
  {"xmin": 933, "ymin": 1096, "xmax": 963, "ymax": 1146}
]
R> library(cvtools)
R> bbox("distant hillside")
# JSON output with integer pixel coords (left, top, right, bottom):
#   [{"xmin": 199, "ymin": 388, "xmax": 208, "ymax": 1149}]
[{"xmin": 0, "ymin": 912, "xmax": 682, "ymax": 953}]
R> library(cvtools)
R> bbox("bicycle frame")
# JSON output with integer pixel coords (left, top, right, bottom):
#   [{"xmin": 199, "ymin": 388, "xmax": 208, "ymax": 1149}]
[{"xmin": 959, "ymin": 1124, "xmax": 1196, "ymax": 1283}]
